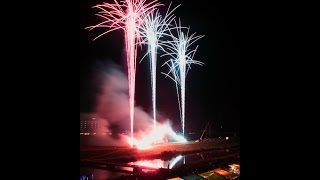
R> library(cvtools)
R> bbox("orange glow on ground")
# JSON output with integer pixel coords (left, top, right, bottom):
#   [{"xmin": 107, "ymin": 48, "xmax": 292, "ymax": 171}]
[
  {"xmin": 212, "ymin": 168, "xmax": 231, "ymax": 176},
  {"xmin": 126, "ymin": 122, "xmax": 186, "ymax": 149}
]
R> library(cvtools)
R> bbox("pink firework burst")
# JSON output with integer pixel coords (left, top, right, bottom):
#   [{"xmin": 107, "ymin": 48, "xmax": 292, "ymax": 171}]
[{"xmin": 86, "ymin": 0, "xmax": 161, "ymax": 147}]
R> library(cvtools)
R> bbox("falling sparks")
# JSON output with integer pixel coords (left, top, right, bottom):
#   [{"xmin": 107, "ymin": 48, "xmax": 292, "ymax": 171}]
[
  {"xmin": 161, "ymin": 19, "xmax": 204, "ymax": 136},
  {"xmin": 86, "ymin": 0, "xmax": 205, "ymax": 147},
  {"xmin": 86, "ymin": 0, "xmax": 161, "ymax": 147},
  {"xmin": 139, "ymin": 2, "xmax": 180, "ymax": 130}
]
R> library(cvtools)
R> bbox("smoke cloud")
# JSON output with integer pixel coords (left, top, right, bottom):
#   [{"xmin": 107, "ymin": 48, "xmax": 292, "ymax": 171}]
[{"xmin": 80, "ymin": 60, "xmax": 154, "ymax": 146}]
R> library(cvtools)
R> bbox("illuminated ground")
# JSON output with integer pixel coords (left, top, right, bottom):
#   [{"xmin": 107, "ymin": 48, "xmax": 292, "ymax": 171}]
[{"xmin": 80, "ymin": 137, "xmax": 239, "ymax": 163}]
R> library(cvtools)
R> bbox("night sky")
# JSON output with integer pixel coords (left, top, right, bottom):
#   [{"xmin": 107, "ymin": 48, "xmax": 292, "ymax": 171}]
[{"xmin": 79, "ymin": 0, "xmax": 240, "ymax": 135}]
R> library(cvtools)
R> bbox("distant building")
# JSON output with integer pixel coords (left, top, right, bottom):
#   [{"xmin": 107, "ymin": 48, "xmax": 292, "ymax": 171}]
[{"xmin": 80, "ymin": 113, "xmax": 107, "ymax": 135}]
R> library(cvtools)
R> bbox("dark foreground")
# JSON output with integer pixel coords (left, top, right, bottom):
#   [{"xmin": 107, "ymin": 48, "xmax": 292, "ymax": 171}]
[{"xmin": 80, "ymin": 137, "xmax": 240, "ymax": 179}]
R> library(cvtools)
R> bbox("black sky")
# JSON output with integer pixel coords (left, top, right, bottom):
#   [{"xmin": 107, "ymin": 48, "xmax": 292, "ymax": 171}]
[{"xmin": 79, "ymin": 0, "xmax": 240, "ymax": 135}]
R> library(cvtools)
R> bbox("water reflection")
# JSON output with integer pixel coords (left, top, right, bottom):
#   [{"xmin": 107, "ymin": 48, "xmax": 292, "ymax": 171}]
[
  {"xmin": 80, "ymin": 167, "xmax": 126, "ymax": 180},
  {"xmin": 129, "ymin": 155, "xmax": 184, "ymax": 170},
  {"xmin": 169, "ymin": 155, "xmax": 183, "ymax": 169},
  {"xmin": 80, "ymin": 150, "xmax": 238, "ymax": 179},
  {"xmin": 128, "ymin": 151, "xmax": 229, "ymax": 170}
]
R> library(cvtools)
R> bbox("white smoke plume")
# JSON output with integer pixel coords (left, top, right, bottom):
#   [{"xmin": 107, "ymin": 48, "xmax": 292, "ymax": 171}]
[{"xmin": 80, "ymin": 60, "xmax": 154, "ymax": 146}]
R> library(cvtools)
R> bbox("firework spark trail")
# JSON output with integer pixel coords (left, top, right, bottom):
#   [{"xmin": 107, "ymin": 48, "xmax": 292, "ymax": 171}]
[
  {"xmin": 139, "ymin": 2, "xmax": 180, "ymax": 129},
  {"xmin": 161, "ymin": 19, "xmax": 204, "ymax": 136},
  {"xmin": 86, "ymin": 0, "xmax": 161, "ymax": 147}
]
